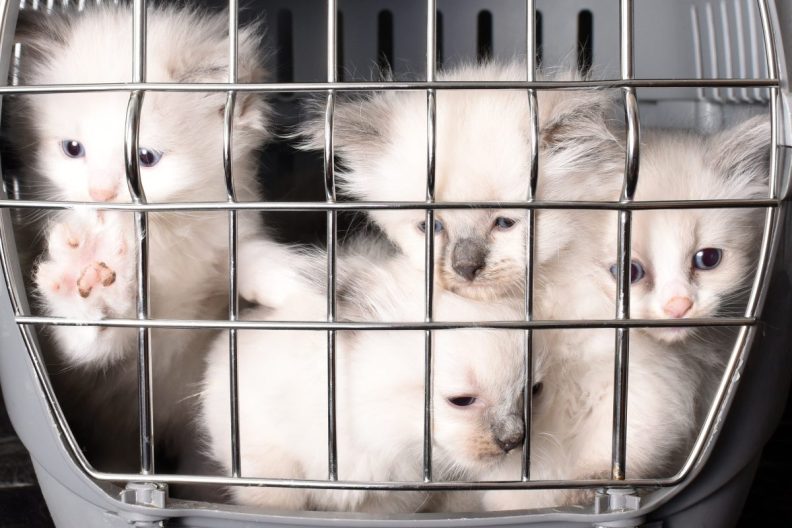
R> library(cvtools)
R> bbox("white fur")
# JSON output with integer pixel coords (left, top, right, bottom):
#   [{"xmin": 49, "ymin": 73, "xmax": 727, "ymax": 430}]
[
  {"xmin": 201, "ymin": 250, "xmax": 539, "ymax": 512},
  {"xmin": 297, "ymin": 61, "xmax": 623, "ymax": 301},
  {"xmin": 20, "ymin": 5, "xmax": 289, "ymax": 470},
  {"xmin": 539, "ymin": 117, "xmax": 769, "ymax": 344}
]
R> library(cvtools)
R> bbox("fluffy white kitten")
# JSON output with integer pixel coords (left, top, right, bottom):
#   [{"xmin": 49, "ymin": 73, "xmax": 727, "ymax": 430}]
[
  {"xmin": 539, "ymin": 116, "xmax": 769, "ymax": 344},
  {"xmin": 479, "ymin": 117, "xmax": 769, "ymax": 511},
  {"xmin": 298, "ymin": 62, "xmax": 623, "ymax": 301},
  {"xmin": 202, "ymin": 249, "xmax": 538, "ymax": 512},
  {"xmin": 17, "ymin": 6, "xmax": 290, "ymax": 471},
  {"xmin": 482, "ymin": 327, "xmax": 706, "ymax": 511}
]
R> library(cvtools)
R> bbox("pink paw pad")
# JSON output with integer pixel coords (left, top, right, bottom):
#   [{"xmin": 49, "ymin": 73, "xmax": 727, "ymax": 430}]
[{"xmin": 77, "ymin": 262, "xmax": 117, "ymax": 298}]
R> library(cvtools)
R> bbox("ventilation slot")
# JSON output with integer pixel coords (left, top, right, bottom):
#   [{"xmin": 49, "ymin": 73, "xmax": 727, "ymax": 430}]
[
  {"xmin": 536, "ymin": 11, "xmax": 543, "ymax": 65},
  {"xmin": 336, "ymin": 10, "xmax": 345, "ymax": 81},
  {"xmin": 477, "ymin": 10, "xmax": 493, "ymax": 62},
  {"xmin": 436, "ymin": 11, "xmax": 445, "ymax": 69},
  {"xmin": 377, "ymin": 10, "xmax": 394, "ymax": 72},
  {"xmin": 577, "ymin": 10, "xmax": 593, "ymax": 73},
  {"xmin": 275, "ymin": 9, "xmax": 294, "ymax": 83}
]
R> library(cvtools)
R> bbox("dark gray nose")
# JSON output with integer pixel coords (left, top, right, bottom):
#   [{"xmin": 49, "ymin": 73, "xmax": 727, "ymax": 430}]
[
  {"xmin": 451, "ymin": 238, "xmax": 487, "ymax": 281},
  {"xmin": 492, "ymin": 413, "xmax": 525, "ymax": 453},
  {"xmin": 495, "ymin": 433, "xmax": 524, "ymax": 453}
]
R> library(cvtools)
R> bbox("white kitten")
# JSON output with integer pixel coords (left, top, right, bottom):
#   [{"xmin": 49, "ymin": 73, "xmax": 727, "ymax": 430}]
[
  {"xmin": 479, "ymin": 117, "xmax": 770, "ymax": 511},
  {"xmin": 201, "ymin": 249, "xmax": 539, "ymax": 512},
  {"xmin": 297, "ymin": 62, "xmax": 623, "ymax": 301},
  {"xmin": 540, "ymin": 116, "xmax": 769, "ymax": 344},
  {"xmin": 482, "ymin": 327, "xmax": 706, "ymax": 511},
  {"xmin": 15, "ymin": 5, "xmax": 291, "ymax": 471}
]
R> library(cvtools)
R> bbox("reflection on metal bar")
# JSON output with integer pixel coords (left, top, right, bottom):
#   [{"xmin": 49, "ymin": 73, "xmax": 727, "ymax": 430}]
[
  {"xmin": 128, "ymin": 0, "xmax": 154, "ymax": 476},
  {"xmin": 325, "ymin": 0, "xmax": 339, "ymax": 482},
  {"xmin": 225, "ymin": 0, "xmax": 241, "ymax": 479},
  {"xmin": 521, "ymin": 0, "xmax": 538, "ymax": 482},
  {"xmin": 17, "ymin": 315, "xmax": 755, "ymax": 331},
  {"xmin": 0, "ymin": 198, "xmax": 778, "ymax": 212},
  {"xmin": 612, "ymin": 0, "xmax": 639, "ymax": 483},
  {"xmin": 72, "ymin": 466, "xmax": 740, "ymax": 490},
  {"xmin": 0, "ymin": 78, "xmax": 779, "ymax": 95},
  {"xmin": 423, "ymin": 0, "xmax": 437, "ymax": 484}
]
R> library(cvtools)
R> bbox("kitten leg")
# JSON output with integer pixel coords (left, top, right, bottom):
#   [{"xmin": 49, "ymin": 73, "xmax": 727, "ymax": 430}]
[
  {"xmin": 34, "ymin": 211, "xmax": 137, "ymax": 367},
  {"xmin": 231, "ymin": 448, "xmax": 310, "ymax": 510},
  {"xmin": 238, "ymin": 238, "xmax": 309, "ymax": 309}
]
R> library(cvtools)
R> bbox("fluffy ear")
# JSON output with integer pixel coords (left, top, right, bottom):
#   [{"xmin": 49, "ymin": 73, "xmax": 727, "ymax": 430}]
[
  {"xmin": 707, "ymin": 115, "xmax": 770, "ymax": 195},
  {"xmin": 293, "ymin": 91, "xmax": 396, "ymax": 168},
  {"xmin": 12, "ymin": 7, "xmax": 74, "ymax": 83},
  {"xmin": 537, "ymin": 82, "xmax": 623, "ymax": 179},
  {"xmin": 166, "ymin": 14, "xmax": 271, "ymax": 138}
]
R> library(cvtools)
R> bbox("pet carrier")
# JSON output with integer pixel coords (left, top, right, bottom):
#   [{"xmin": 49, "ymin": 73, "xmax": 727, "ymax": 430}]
[{"xmin": 0, "ymin": 0, "xmax": 791, "ymax": 526}]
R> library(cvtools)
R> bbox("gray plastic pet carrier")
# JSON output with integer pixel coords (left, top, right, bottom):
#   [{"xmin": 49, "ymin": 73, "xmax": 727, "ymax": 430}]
[{"xmin": 0, "ymin": 0, "xmax": 791, "ymax": 526}]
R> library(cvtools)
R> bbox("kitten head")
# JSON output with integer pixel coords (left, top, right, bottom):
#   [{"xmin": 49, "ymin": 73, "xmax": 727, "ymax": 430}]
[
  {"xmin": 298, "ymin": 62, "xmax": 622, "ymax": 301},
  {"xmin": 17, "ymin": 6, "xmax": 271, "ymax": 203},
  {"xmin": 422, "ymin": 291, "xmax": 546, "ymax": 473},
  {"xmin": 432, "ymin": 326, "xmax": 533, "ymax": 472},
  {"xmin": 597, "ymin": 117, "xmax": 769, "ymax": 342}
]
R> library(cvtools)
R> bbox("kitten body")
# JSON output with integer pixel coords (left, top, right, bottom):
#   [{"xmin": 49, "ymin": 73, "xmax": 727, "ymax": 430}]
[
  {"xmin": 17, "ymin": 6, "xmax": 294, "ymax": 471},
  {"xmin": 202, "ymin": 249, "xmax": 536, "ymax": 512}
]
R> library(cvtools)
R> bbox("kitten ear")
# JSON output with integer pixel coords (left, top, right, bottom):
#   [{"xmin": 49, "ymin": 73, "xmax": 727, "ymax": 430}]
[
  {"xmin": 293, "ymin": 91, "xmax": 394, "ymax": 168},
  {"xmin": 12, "ymin": 7, "xmax": 74, "ymax": 82},
  {"xmin": 707, "ymin": 115, "xmax": 770, "ymax": 195},
  {"xmin": 169, "ymin": 17, "xmax": 272, "ymax": 139}
]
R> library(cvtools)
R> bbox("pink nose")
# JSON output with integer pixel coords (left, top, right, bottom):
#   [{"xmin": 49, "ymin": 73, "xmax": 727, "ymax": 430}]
[
  {"xmin": 663, "ymin": 296, "xmax": 693, "ymax": 318},
  {"xmin": 89, "ymin": 187, "xmax": 118, "ymax": 202}
]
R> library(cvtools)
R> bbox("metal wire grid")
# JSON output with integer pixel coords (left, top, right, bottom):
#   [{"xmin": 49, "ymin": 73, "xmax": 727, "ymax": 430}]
[{"xmin": 0, "ymin": 0, "xmax": 784, "ymax": 507}]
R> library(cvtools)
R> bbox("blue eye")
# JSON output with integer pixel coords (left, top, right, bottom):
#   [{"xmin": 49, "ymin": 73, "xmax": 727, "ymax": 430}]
[
  {"xmin": 609, "ymin": 260, "xmax": 646, "ymax": 284},
  {"xmin": 693, "ymin": 248, "xmax": 722, "ymax": 270},
  {"xmin": 418, "ymin": 219, "xmax": 444, "ymax": 234},
  {"xmin": 138, "ymin": 148, "xmax": 163, "ymax": 167},
  {"xmin": 61, "ymin": 140, "xmax": 85, "ymax": 158},
  {"xmin": 448, "ymin": 396, "xmax": 477, "ymax": 407},
  {"xmin": 494, "ymin": 217, "xmax": 517, "ymax": 230}
]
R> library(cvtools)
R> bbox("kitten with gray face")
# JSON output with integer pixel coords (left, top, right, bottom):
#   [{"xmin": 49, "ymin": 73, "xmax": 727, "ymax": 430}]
[
  {"xmin": 539, "ymin": 116, "xmax": 769, "ymax": 344},
  {"xmin": 202, "ymin": 248, "xmax": 540, "ymax": 513},
  {"xmin": 297, "ymin": 62, "xmax": 623, "ymax": 301},
  {"xmin": 14, "ymin": 5, "xmax": 290, "ymax": 472}
]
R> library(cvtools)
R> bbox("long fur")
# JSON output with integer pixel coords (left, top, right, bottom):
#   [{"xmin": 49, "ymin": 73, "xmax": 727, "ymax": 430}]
[
  {"xmin": 295, "ymin": 61, "xmax": 624, "ymax": 302},
  {"xmin": 17, "ymin": 5, "xmax": 294, "ymax": 472},
  {"xmin": 201, "ymin": 248, "xmax": 539, "ymax": 512}
]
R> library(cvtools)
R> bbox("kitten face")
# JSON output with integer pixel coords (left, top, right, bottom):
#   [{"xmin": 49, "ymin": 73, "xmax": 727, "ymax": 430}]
[
  {"xmin": 432, "ymin": 328, "xmax": 530, "ymax": 471},
  {"xmin": 20, "ymin": 6, "xmax": 269, "ymax": 204},
  {"xmin": 595, "ymin": 121, "xmax": 768, "ymax": 342},
  {"xmin": 300, "ymin": 62, "xmax": 623, "ymax": 301}
]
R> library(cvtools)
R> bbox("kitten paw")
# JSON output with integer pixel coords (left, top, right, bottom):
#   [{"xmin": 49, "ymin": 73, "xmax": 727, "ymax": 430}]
[{"xmin": 35, "ymin": 211, "xmax": 134, "ymax": 317}]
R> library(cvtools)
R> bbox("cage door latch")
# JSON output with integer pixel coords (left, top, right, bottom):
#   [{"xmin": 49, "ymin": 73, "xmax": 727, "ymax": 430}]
[
  {"xmin": 593, "ymin": 487, "xmax": 643, "ymax": 527},
  {"xmin": 118, "ymin": 482, "xmax": 169, "ymax": 526}
]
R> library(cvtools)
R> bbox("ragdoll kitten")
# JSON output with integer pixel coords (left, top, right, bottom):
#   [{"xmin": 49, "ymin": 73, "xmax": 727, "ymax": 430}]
[
  {"xmin": 539, "ymin": 116, "xmax": 769, "ymax": 344},
  {"xmin": 201, "ymin": 249, "xmax": 540, "ymax": 513},
  {"xmin": 482, "ymin": 327, "xmax": 710, "ymax": 511},
  {"xmin": 478, "ymin": 117, "xmax": 769, "ymax": 511},
  {"xmin": 16, "ymin": 5, "xmax": 289, "ymax": 471},
  {"xmin": 297, "ymin": 62, "xmax": 623, "ymax": 302}
]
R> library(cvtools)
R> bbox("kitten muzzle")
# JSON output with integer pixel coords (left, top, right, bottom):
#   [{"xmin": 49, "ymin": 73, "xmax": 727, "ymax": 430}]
[{"xmin": 451, "ymin": 238, "xmax": 488, "ymax": 282}]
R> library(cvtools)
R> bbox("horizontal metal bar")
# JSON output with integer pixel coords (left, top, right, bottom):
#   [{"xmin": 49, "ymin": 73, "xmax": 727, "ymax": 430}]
[
  {"xmin": 16, "ymin": 315, "xmax": 754, "ymax": 331},
  {"xmin": 89, "ymin": 471, "xmax": 675, "ymax": 491},
  {"xmin": 0, "ymin": 78, "xmax": 779, "ymax": 95},
  {"xmin": 0, "ymin": 198, "xmax": 778, "ymax": 212}
]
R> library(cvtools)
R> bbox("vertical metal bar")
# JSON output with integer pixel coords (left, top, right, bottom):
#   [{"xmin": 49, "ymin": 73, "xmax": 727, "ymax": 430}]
[
  {"xmin": 325, "ymin": 0, "xmax": 339, "ymax": 482},
  {"xmin": 126, "ymin": 0, "xmax": 154, "ymax": 475},
  {"xmin": 521, "ymin": 0, "xmax": 538, "ymax": 482},
  {"xmin": 612, "ymin": 0, "xmax": 639, "ymax": 482},
  {"xmin": 744, "ymin": 1, "xmax": 780, "ymax": 319},
  {"xmin": 224, "ymin": 0, "xmax": 241, "ymax": 479},
  {"xmin": 423, "ymin": 0, "xmax": 437, "ymax": 484}
]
